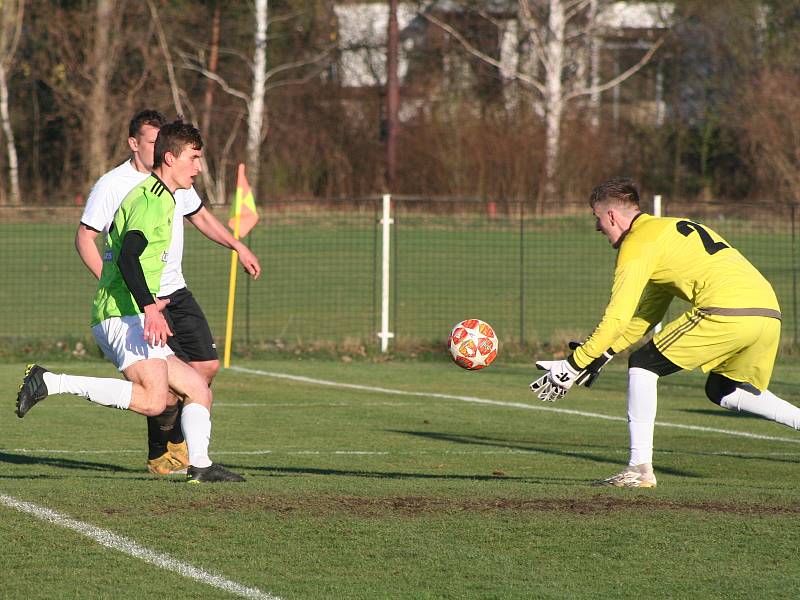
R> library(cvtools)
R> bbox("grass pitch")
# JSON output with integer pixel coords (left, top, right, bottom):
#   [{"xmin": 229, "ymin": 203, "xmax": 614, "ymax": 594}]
[{"xmin": 2, "ymin": 355, "xmax": 800, "ymax": 599}]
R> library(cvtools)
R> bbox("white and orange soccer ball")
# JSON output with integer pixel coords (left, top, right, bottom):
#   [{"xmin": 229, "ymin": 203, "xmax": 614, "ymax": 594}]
[{"xmin": 448, "ymin": 318, "xmax": 499, "ymax": 370}]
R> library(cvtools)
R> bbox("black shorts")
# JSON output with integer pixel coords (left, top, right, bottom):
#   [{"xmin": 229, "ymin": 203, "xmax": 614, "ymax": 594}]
[{"xmin": 159, "ymin": 288, "xmax": 218, "ymax": 363}]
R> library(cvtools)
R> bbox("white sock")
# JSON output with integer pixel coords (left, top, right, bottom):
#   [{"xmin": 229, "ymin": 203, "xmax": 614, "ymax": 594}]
[
  {"xmin": 42, "ymin": 372, "xmax": 131, "ymax": 410},
  {"xmin": 720, "ymin": 387, "xmax": 800, "ymax": 430},
  {"xmin": 627, "ymin": 367, "xmax": 659, "ymax": 466},
  {"xmin": 181, "ymin": 403, "xmax": 212, "ymax": 468}
]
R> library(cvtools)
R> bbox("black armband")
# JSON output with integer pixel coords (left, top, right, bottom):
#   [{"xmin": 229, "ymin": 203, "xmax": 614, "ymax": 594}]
[{"xmin": 117, "ymin": 230, "xmax": 155, "ymax": 311}]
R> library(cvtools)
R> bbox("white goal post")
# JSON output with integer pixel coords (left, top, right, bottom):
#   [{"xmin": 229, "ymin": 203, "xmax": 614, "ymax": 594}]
[{"xmin": 377, "ymin": 194, "xmax": 395, "ymax": 352}]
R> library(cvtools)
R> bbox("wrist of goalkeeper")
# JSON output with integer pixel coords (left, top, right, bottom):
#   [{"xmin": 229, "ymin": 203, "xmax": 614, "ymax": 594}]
[
  {"xmin": 566, "ymin": 353, "xmax": 581, "ymax": 371},
  {"xmin": 571, "ymin": 347, "xmax": 616, "ymax": 387},
  {"xmin": 569, "ymin": 340, "xmax": 612, "ymax": 365}
]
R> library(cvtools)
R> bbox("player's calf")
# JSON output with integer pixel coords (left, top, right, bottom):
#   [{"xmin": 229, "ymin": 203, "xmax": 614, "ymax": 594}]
[{"xmin": 147, "ymin": 402, "xmax": 182, "ymax": 467}]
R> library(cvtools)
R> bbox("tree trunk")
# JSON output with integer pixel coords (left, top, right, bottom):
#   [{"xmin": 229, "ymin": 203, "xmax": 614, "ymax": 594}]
[
  {"xmin": 542, "ymin": 0, "xmax": 565, "ymax": 203},
  {"xmin": 30, "ymin": 75, "xmax": 42, "ymax": 202},
  {"xmin": 385, "ymin": 0, "xmax": 399, "ymax": 192},
  {"xmin": 87, "ymin": 0, "xmax": 114, "ymax": 184},
  {"xmin": 588, "ymin": 0, "xmax": 600, "ymax": 129},
  {"xmin": 0, "ymin": 63, "xmax": 19, "ymax": 205},
  {"xmin": 0, "ymin": 0, "xmax": 22, "ymax": 206},
  {"xmin": 147, "ymin": 0, "xmax": 220, "ymax": 202},
  {"xmin": 246, "ymin": 0, "xmax": 268, "ymax": 193},
  {"xmin": 201, "ymin": 1, "xmax": 221, "ymax": 141}
]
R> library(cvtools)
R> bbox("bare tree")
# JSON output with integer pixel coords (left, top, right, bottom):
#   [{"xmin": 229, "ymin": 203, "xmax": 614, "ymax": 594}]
[
  {"xmin": 201, "ymin": 0, "xmax": 222, "ymax": 142},
  {"xmin": 146, "ymin": 0, "xmax": 219, "ymax": 202},
  {"xmin": 86, "ymin": 0, "xmax": 118, "ymax": 183},
  {"xmin": 180, "ymin": 0, "xmax": 332, "ymax": 200},
  {"xmin": 741, "ymin": 71, "xmax": 800, "ymax": 203},
  {"xmin": 146, "ymin": 0, "xmax": 265, "ymax": 204},
  {"xmin": 30, "ymin": 1, "xmax": 153, "ymax": 194},
  {"xmin": 422, "ymin": 0, "xmax": 670, "ymax": 203},
  {"xmin": 386, "ymin": 0, "xmax": 400, "ymax": 191},
  {"xmin": 587, "ymin": 0, "xmax": 600, "ymax": 127},
  {"xmin": 246, "ymin": 0, "xmax": 268, "ymax": 190},
  {"xmin": 0, "ymin": 0, "xmax": 24, "ymax": 205}
]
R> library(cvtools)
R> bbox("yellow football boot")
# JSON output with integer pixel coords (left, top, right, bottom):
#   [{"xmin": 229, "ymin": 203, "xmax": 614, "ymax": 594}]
[{"xmin": 147, "ymin": 452, "xmax": 187, "ymax": 475}]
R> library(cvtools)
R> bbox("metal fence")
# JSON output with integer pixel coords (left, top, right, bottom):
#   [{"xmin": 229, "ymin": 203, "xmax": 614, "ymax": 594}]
[{"xmin": 0, "ymin": 198, "xmax": 797, "ymax": 355}]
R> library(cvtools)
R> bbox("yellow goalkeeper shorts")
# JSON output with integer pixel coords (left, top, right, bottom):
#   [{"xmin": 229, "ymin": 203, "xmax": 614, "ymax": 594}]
[{"xmin": 653, "ymin": 308, "xmax": 780, "ymax": 392}]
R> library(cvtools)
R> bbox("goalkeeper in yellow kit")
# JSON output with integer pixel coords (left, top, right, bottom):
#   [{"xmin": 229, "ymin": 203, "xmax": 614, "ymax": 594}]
[{"xmin": 530, "ymin": 177, "xmax": 799, "ymax": 488}]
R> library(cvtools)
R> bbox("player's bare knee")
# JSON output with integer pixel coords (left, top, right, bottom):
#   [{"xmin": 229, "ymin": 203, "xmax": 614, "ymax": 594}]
[
  {"xmin": 189, "ymin": 359, "xmax": 219, "ymax": 385},
  {"xmin": 184, "ymin": 378, "xmax": 212, "ymax": 407},
  {"xmin": 132, "ymin": 379, "xmax": 170, "ymax": 416},
  {"xmin": 201, "ymin": 360, "xmax": 220, "ymax": 384},
  {"xmin": 141, "ymin": 392, "xmax": 168, "ymax": 417}
]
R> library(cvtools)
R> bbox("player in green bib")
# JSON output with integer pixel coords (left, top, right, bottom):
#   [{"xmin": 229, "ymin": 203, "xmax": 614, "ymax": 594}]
[
  {"xmin": 16, "ymin": 120, "xmax": 244, "ymax": 483},
  {"xmin": 92, "ymin": 175, "xmax": 176, "ymax": 325},
  {"xmin": 76, "ymin": 110, "xmax": 261, "ymax": 477}
]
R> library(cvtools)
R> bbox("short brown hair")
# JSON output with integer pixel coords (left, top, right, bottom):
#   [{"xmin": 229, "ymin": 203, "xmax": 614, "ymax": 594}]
[
  {"xmin": 589, "ymin": 177, "xmax": 640, "ymax": 208},
  {"xmin": 153, "ymin": 119, "xmax": 202, "ymax": 168},
  {"xmin": 128, "ymin": 109, "xmax": 166, "ymax": 138}
]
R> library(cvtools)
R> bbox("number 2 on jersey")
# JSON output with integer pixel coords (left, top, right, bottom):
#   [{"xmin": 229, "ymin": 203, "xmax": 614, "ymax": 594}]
[{"xmin": 676, "ymin": 220, "xmax": 729, "ymax": 255}]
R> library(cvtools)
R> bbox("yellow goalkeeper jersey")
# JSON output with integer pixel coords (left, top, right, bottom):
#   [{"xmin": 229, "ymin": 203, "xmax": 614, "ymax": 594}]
[{"xmin": 572, "ymin": 213, "xmax": 780, "ymax": 368}]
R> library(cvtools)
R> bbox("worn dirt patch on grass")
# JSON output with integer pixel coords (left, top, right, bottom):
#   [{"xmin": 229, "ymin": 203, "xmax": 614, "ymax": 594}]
[{"xmin": 122, "ymin": 494, "xmax": 800, "ymax": 518}]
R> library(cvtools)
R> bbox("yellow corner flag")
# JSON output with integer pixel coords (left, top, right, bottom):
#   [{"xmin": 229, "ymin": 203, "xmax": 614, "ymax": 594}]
[
  {"xmin": 223, "ymin": 163, "xmax": 259, "ymax": 368},
  {"xmin": 228, "ymin": 163, "xmax": 259, "ymax": 238}
]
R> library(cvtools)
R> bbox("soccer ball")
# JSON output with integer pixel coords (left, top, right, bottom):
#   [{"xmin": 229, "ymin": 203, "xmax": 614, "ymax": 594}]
[{"xmin": 448, "ymin": 319, "xmax": 499, "ymax": 370}]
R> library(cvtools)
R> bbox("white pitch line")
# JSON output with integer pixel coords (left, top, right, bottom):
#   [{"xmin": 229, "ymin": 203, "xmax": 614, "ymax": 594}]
[
  {"xmin": 229, "ymin": 366, "xmax": 800, "ymax": 445},
  {"xmin": 0, "ymin": 494, "xmax": 282, "ymax": 600}
]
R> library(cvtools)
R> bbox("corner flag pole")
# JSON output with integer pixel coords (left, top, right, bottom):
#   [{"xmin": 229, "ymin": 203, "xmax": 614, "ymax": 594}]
[
  {"xmin": 223, "ymin": 163, "xmax": 259, "ymax": 369},
  {"xmin": 223, "ymin": 205, "xmax": 241, "ymax": 369}
]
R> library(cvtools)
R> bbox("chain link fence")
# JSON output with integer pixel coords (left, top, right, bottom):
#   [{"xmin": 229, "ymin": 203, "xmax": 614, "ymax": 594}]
[{"xmin": 1, "ymin": 198, "xmax": 797, "ymax": 356}]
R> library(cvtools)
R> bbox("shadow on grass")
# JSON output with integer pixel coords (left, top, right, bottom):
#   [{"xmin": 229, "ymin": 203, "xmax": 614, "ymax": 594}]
[
  {"xmin": 661, "ymin": 448, "xmax": 800, "ymax": 466},
  {"xmin": 389, "ymin": 428, "xmax": 623, "ymax": 462},
  {"xmin": 0, "ymin": 451, "xmax": 136, "ymax": 473},
  {"xmin": 385, "ymin": 430, "xmax": 699, "ymax": 478},
  {"xmin": 678, "ymin": 408, "xmax": 753, "ymax": 418}
]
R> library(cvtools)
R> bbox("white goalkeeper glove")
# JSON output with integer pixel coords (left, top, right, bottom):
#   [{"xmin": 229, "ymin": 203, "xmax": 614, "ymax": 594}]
[
  {"xmin": 530, "ymin": 346, "xmax": 616, "ymax": 401},
  {"xmin": 529, "ymin": 356, "xmax": 582, "ymax": 402},
  {"xmin": 568, "ymin": 341, "xmax": 615, "ymax": 388}
]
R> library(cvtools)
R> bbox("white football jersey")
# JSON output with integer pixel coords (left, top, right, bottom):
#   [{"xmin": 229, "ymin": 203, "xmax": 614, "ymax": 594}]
[{"xmin": 81, "ymin": 160, "xmax": 203, "ymax": 296}]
